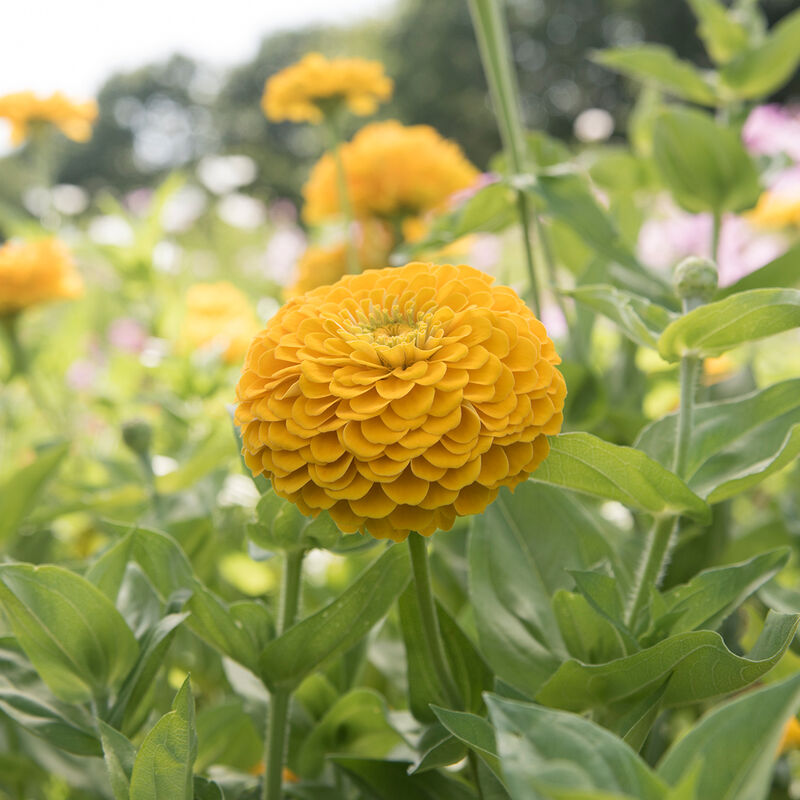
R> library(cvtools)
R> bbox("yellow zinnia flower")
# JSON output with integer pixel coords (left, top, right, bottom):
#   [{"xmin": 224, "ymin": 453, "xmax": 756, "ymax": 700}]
[
  {"xmin": 235, "ymin": 262, "xmax": 566, "ymax": 541},
  {"xmin": 747, "ymin": 189, "xmax": 800, "ymax": 228},
  {"xmin": 302, "ymin": 121, "xmax": 480, "ymax": 224},
  {"xmin": 0, "ymin": 239, "xmax": 83, "ymax": 314},
  {"xmin": 181, "ymin": 282, "xmax": 259, "ymax": 364},
  {"xmin": 262, "ymin": 53, "xmax": 393, "ymax": 124},
  {"xmin": 0, "ymin": 91, "xmax": 97, "ymax": 145},
  {"xmin": 780, "ymin": 717, "xmax": 800, "ymax": 753}
]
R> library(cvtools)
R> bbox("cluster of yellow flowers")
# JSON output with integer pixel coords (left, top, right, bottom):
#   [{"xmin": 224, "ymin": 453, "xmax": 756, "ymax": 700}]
[
  {"xmin": 303, "ymin": 120, "xmax": 479, "ymax": 225},
  {"xmin": 262, "ymin": 53, "xmax": 393, "ymax": 124},
  {"xmin": 180, "ymin": 282, "xmax": 260, "ymax": 364},
  {"xmin": 0, "ymin": 91, "xmax": 98, "ymax": 145},
  {"xmin": 236, "ymin": 262, "xmax": 565, "ymax": 540},
  {"xmin": 0, "ymin": 239, "xmax": 83, "ymax": 315}
]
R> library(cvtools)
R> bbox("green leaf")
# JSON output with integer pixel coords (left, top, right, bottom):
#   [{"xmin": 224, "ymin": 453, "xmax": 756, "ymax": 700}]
[
  {"xmin": 594, "ymin": 44, "xmax": 718, "ymax": 105},
  {"xmin": 129, "ymin": 677, "xmax": 197, "ymax": 800},
  {"xmin": 720, "ymin": 7, "xmax": 800, "ymax": 98},
  {"xmin": 650, "ymin": 548, "xmax": 790, "ymax": 638},
  {"xmin": 297, "ymin": 689, "xmax": 404, "ymax": 778},
  {"xmin": 530, "ymin": 433, "xmax": 710, "ymax": 521},
  {"xmin": 486, "ymin": 694, "xmax": 667, "ymax": 800},
  {"xmin": 687, "ymin": 0, "xmax": 751, "ymax": 63},
  {"xmin": 0, "ymin": 564, "xmax": 138, "ymax": 703},
  {"xmin": 398, "ymin": 584, "xmax": 492, "ymax": 722},
  {"xmin": 99, "ymin": 722, "xmax": 136, "ymax": 800},
  {"xmin": 250, "ymin": 488, "xmax": 340, "ymax": 552},
  {"xmin": 469, "ymin": 483, "xmax": 619, "ymax": 697},
  {"xmin": 0, "ymin": 644, "xmax": 101, "ymax": 756},
  {"xmin": 552, "ymin": 590, "xmax": 628, "ymax": 664},
  {"xmin": 0, "ymin": 443, "xmax": 69, "ymax": 543},
  {"xmin": 195, "ymin": 701, "xmax": 262, "ymax": 773},
  {"xmin": 536, "ymin": 611, "xmax": 798, "ymax": 712},
  {"xmin": 652, "ymin": 107, "xmax": 761, "ymax": 214},
  {"xmin": 432, "ymin": 706, "xmax": 502, "ymax": 778},
  {"xmin": 260, "ymin": 545, "xmax": 410, "ymax": 691},
  {"xmin": 333, "ymin": 757, "xmax": 476, "ymax": 800},
  {"xmin": 636, "ymin": 379, "xmax": 800, "ymax": 501},
  {"xmin": 658, "ymin": 288, "xmax": 800, "ymax": 361},
  {"xmin": 566, "ymin": 285, "xmax": 677, "ymax": 350},
  {"xmin": 658, "ymin": 673, "xmax": 800, "ymax": 798},
  {"xmin": 717, "ymin": 242, "xmax": 800, "ymax": 297},
  {"xmin": 410, "ymin": 725, "xmax": 467, "ymax": 774}
]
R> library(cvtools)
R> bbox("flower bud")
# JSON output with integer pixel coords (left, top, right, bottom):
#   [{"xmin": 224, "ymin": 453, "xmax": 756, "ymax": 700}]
[
  {"xmin": 673, "ymin": 257, "xmax": 718, "ymax": 304},
  {"xmin": 122, "ymin": 419, "xmax": 153, "ymax": 458}
]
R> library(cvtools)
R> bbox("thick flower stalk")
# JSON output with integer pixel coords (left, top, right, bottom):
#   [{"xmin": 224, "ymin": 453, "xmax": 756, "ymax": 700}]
[
  {"xmin": 181, "ymin": 282, "xmax": 259, "ymax": 364},
  {"xmin": 262, "ymin": 53, "xmax": 393, "ymax": 124},
  {"xmin": 0, "ymin": 91, "xmax": 97, "ymax": 145},
  {"xmin": 302, "ymin": 121, "xmax": 480, "ymax": 227},
  {"xmin": 0, "ymin": 238, "xmax": 83, "ymax": 315},
  {"xmin": 236, "ymin": 262, "xmax": 566, "ymax": 541}
]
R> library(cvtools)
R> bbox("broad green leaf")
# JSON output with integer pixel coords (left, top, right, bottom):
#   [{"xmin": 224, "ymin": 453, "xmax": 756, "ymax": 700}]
[
  {"xmin": 658, "ymin": 288, "xmax": 800, "ymax": 361},
  {"xmin": 720, "ymin": 7, "xmax": 800, "ymax": 98},
  {"xmin": 650, "ymin": 549, "xmax": 790, "ymax": 638},
  {"xmin": 195, "ymin": 701, "xmax": 261, "ymax": 773},
  {"xmin": 636, "ymin": 379, "xmax": 800, "ymax": 501},
  {"xmin": 260, "ymin": 545, "xmax": 410, "ymax": 691},
  {"xmin": 687, "ymin": 0, "xmax": 751, "ymax": 63},
  {"xmin": 99, "ymin": 722, "xmax": 136, "ymax": 800},
  {"xmin": 486, "ymin": 694, "xmax": 667, "ymax": 800},
  {"xmin": 129, "ymin": 678, "xmax": 197, "ymax": 800},
  {"xmin": 469, "ymin": 483, "xmax": 618, "ymax": 697},
  {"xmin": 530, "ymin": 433, "xmax": 710, "ymax": 521},
  {"xmin": 297, "ymin": 689, "xmax": 404, "ymax": 778},
  {"xmin": 399, "ymin": 584, "xmax": 492, "ymax": 722},
  {"xmin": 652, "ymin": 107, "xmax": 761, "ymax": 214},
  {"xmin": 569, "ymin": 571, "xmax": 638, "ymax": 654},
  {"xmin": 536, "ymin": 611, "xmax": 798, "ymax": 712},
  {"xmin": 718, "ymin": 242, "xmax": 800, "ymax": 297},
  {"xmin": 410, "ymin": 725, "xmax": 467, "ymax": 774},
  {"xmin": 0, "ymin": 443, "xmax": 69, "ymax": 543},
  {"xmin": 658, "ymin": 673, "xmax": 800, "ymax": 798},
  {"xmin": 333, "ymin": 757, "xmax": 475, "ymax": 800},
  {"xmin": 0, "ymin": 564, "xmax": 138, "ymax": 703},
  {"xmin": 594, "ymin": 44, "xmax": 717, "ymax": 105},
  {"xmin": 0, "ymin": 644, "xmax": 101, "ymax": 756},
  {"xmin": 192, "ymin": 778, "xmax": 223, "ymax": 800},
  {"xmin": 552, "ymin": 590, "xmax": 627, "ymax": 664},
  {"xmin": 432, "ymin": 706, "xmax": 502, "ymax": 778},
  {"xmin": 566, "ymin": 285, "xmax": 677, "ymax": 349}
]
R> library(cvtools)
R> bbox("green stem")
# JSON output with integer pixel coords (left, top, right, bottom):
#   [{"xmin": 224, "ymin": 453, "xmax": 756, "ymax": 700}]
[
  {"xmin": 263, "ymin": 548, "xmax": 305, "ymax": 800},
  {"xmin": 1, "ymin": 313, "xmax": 26, "ymax": 380},
  {"xmin": 325, "ymin": 120, "xmax": 360, "ymax": 275},
  {"xmin": 467, "ymin": 0, "xmax": 544, "ymax": 317},
  {"xmin": 711, "ymin": 211, "xmax": 722, "ymax": 265},
  {"xmin": 407, "ymin": 532, "xmax": 461, "ymax": 710}
]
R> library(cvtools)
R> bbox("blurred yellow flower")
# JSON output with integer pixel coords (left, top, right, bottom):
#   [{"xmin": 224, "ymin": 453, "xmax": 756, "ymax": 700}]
[
  {"xmin": 303, "ymin": 121, "xmax": 479, "ymax": 224},
  {"xmin": 0, "ymin": 239, "xmax": 83, "ymax": 314},
  {"xmin": 262, "ymin": 53, "xmax": 393, "ymax": 124},
  {"xmin": 236, "ymin": 261, "xmax": 565, "ymax": 541},
  {"xmin": 181, "ymin": 282, "xmax": 259, "ymax": 364},
  {"xmin": 780, "ymin": 717, "xmax": 800, "ymax": 754},
  {"xmin": 0, "ymin": 91, "xmax": 97, "ymax": 145},
  {"xmin": 747, "ymin": 189, "xmax": 800, "ymax": 228}
]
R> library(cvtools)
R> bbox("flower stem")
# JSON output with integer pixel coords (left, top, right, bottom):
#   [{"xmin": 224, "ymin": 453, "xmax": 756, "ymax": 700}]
[
  {"xmin": 467, "ymin": 0, "xmax": 543, "ymax": 317},
  {"xmin": 263, "ymin": 548, "xmax": 305, "ymax": 800},
  {"xmin": 1, "ymin": 314, "xmax": 26, "ymax": 380},
  {"xmin": 407, "ymin": 532, "xmax": 461, "ymax": 710},
  {"xmin": 324, "ymin": 119, "xmax": 360, "ymax": 275},
  {"xmin": 711, "ymin": 211, "xmax": 722, "ymax": 265}
]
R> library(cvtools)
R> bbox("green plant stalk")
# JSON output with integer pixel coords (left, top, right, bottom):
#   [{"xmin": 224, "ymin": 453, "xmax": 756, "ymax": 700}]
[
  {"xmin": 1, "ymin": 314, "xmax": 26, "ymax": 380},
  {"xmin": 263, "ymin": 548, "xmax": 305, "ymax": 800},
  {"xmin": 325, "ymin": 118, "xmax": 360, "ymax": 275},
  {"xmin": 711, "ymin": 210, "xmax": 722, "ymax": 264},
  {"xmin": 467, "ymin": 0, "xmax": 543, "ymax": 317}
]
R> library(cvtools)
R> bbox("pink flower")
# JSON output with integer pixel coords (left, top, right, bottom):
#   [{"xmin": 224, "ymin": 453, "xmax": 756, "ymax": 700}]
[
  {"xmin": 742, "ymin": 104, "xmax": 800, "ymax": 163},
  {"xmin": 108, "ymin": 318, "xmax": 147, "ymax": 354},
  {"xmin": 66, "ymin": 359, "xmax": 100, "ymax": 391}
]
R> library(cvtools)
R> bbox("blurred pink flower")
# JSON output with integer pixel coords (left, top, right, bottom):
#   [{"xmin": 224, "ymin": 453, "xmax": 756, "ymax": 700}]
[
  {"xmin": 447, "ymin": 172, "xmax": 500, "ymax": 209},
  {"xmin": 742, "ymin": 104, "xmax": 800, "ymax": 162},
  {"xmin": 638, "ymin": 206, "xmax": 787, "ymax": 288},
  {"xmin": 66, "ymin": 359, "xmax": 100, "ymax": 391},
  {"xmin": 265, "ymin": 226, "xmax": 307, "ymax": 286},
  {"xmin": 468, "ymin": 234, "xmax": 503, "ymax": 273},
  {"xmin": 541, "ymin": 303, "xmax": 568, "ymax": 339},
  {"xmin": 108, "ymin": 318, "xmax": 147, "ymax": 354}
]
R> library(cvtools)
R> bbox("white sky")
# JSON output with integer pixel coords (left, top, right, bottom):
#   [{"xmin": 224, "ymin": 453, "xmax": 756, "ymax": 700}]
[{"xmin": 0, "ymin": 0, "xmax": 395, "ymax": 98}]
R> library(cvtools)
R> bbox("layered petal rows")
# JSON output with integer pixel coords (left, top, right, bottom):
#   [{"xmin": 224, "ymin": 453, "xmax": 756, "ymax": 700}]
[{"xmin": 236, "ymin": 262, "xmax": 566, "ymax": 541}]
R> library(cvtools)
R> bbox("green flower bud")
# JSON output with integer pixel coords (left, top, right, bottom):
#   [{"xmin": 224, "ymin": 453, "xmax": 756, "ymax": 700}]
[
  {"xmin": 673, "ymin": 256, "xmax": 718, "ymax": 304},
  {"xmin": 122, "ymin": 419, "xmax": 153, "ymax": 457}
]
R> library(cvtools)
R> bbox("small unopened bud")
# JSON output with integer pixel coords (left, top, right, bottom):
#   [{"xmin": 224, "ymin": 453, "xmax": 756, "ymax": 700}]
[
  {"xmin": 122, "ymin": 419, "xmax": 153, "ymax": 457},
  {"xmin": 673, "ymin": 257, "xmax": 718, "ymax": 305}
]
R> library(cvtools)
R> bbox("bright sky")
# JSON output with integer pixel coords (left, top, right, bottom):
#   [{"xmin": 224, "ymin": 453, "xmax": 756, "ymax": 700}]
[{"xmin": 0, "ymin": 0, "xmax": 395, "ymax": 98}]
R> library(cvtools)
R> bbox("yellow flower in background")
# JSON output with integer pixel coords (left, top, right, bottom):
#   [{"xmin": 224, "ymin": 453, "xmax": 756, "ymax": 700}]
[
  {"xmin": 181, "ymin": 282, "xmax": 259, "ymax": 364},
  {"xmin": 780, "ymin": 717, "xmax": 800, "ymax": 754},
  {"xmin": 0, "ymin": 91, "xmax": 98, "ymax": 145},
  {"xmin": 303, "ymin": 121, "xmax": 480, "ymax": 224},
  {"xmin": 236, "ymin": 262, "xmax": 565, "ymax": 541},
  {"xmin": 262, "ymin": 53, "xmax": 393, "ymax": 124},
  {"xmin": 747, "ymin": 190, "xmax": 800, "ymax": 228},
  {"xmin": 0, "ymin": 239, "xmax": 83, "ymax": 314}
]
